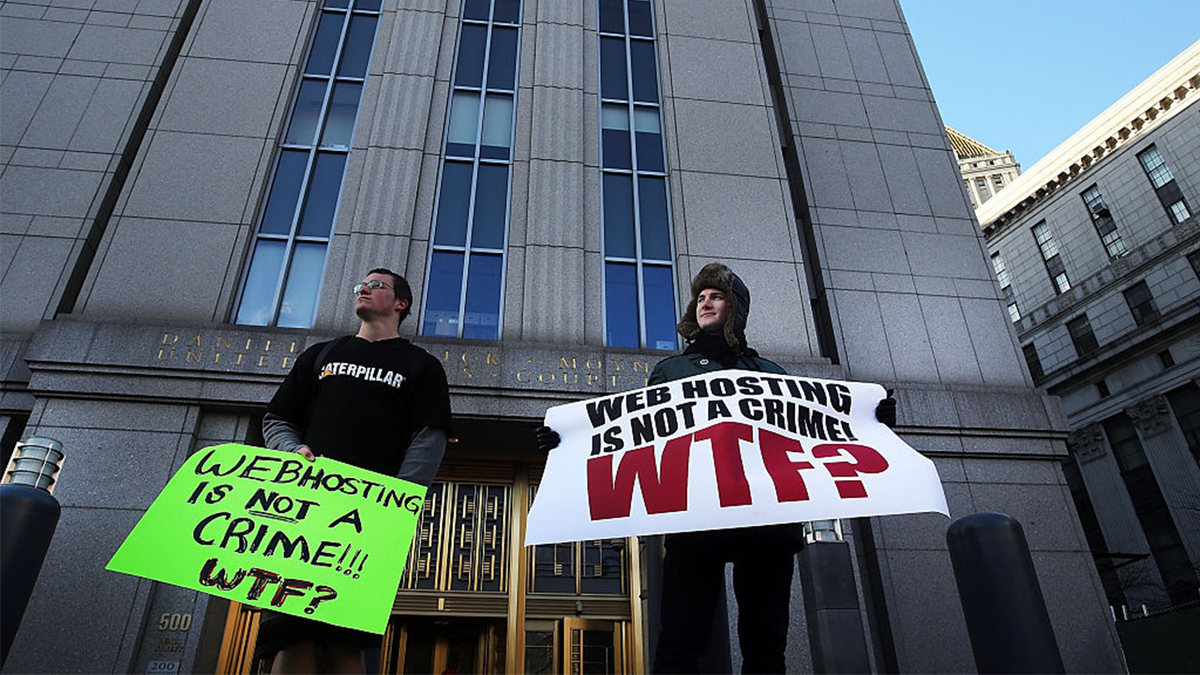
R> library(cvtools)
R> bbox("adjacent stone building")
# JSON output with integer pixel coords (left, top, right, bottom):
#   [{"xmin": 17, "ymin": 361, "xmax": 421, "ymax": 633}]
[
  {"xmin": 977, "ymin": 41, "xmax": 1200, "ymax": 619},
  {"xmin": 1, "ymin": 0, "xmax": 1125, "ymax": 672},
  {"xmin": 948, "ymin": 126, "xmax": 1021, "ymax": 209}
]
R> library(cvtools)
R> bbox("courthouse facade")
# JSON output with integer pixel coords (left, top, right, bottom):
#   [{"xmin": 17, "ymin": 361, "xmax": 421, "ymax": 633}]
[
  {"xmin": 977, "ymin": 44, "xmax": 1200, "ymax": 621},
  {"xmin": 1, "ymin": 0, "xmax": 1124, "ymax": 672}
]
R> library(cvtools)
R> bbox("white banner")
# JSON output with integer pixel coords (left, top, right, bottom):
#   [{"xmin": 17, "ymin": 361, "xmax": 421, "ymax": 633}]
[{"xmin": 525, "ymin": 370, "xmax": 948, "ymax": 545}]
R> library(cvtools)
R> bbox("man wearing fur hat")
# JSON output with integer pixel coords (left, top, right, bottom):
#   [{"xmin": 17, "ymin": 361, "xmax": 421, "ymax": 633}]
[
  {"xmin": 650, "ymin": 262, "xmax": 895, "ymax": 673},
  {"xmin": 648, "ymin": 262, "xmax": 798, "ymax": 673},
  {"xmin": 534, "ymin": 262, "xmax": 895, "ymax": 672}
]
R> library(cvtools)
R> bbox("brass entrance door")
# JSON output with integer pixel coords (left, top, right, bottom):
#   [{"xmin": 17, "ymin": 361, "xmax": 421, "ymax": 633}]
[
  {"xmin": 562, "ymin": 619, "xmax": 627, "ymax": 675},
  {"xmin": 388, "ymin": 619, "xmax": 505, "ymax": 675}
]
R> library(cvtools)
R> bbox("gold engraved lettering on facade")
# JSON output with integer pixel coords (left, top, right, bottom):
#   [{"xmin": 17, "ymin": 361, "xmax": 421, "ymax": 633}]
[
  {"xmin": 634, "ymin": 361, "xmax": 649, "ymax": 373},
  {"xmin": 538, "ymin": 372, "xmax": 555, "ymax": 384},
  {"xmin": 162, "ymin": 333, "xmax": 179, "ymax": 346},
  {"xmin": 257, "ymin": 355, "xmax": 270, "ymax": 368},
  {"xmin": 157, "ymin": 348, "xmax": 174, "ymax": 361},
  {"xmin": 188, "ymin": 334, "xmax": 202, "ymax": 348},
  {"xmin": 586, "ymin": 358, "xmax": 602, "ymax": 370},
  {"xmin": 486, "ymin": 353, "xmax": 500, "ymax": 366},
  {"xmin": 562, "ymin": 373, "xmax": 579, "ymax": 385},
  {"xmin": 587, "ymin": 373, "xmax": 601, "ymax": 387},
  {"xmin": 609, "ymin": 359, "xmax": 622, "ymax": 371},
  {"xmin": 216, "ymin": 336, "xmax": 233, "ymax": 350},
  {"xmin": 186, "ymin": 349, "xmax": 203, "ymax": 363},
  {"xmin": 560, "ymin": 357, "xmax": 577, "ymax": 369},
  {"xmin": 516, "ymin": 370, "xmax": 528, "ymax": 382},
  {"xmin": 281, "ymin": 356, "xmax": 295, "ymax": 370}
]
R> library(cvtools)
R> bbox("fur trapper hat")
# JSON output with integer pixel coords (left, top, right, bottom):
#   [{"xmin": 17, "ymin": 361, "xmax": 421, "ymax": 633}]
[{"xmin": 676, "ymin": 263, "xmax": 751, "ymax": 351}]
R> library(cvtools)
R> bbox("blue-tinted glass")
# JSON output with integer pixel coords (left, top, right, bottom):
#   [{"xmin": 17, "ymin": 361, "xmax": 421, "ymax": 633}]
[
  {"xmin": 605, "ymin": 262, "xmax": 639, "ymax": 348},
  {"xmin": 493, "ymin": 0, "xmax": 520, "ymax": 24},
  {"xmin": 320, "ymin": 81, "xmax": 362, "ymax": 148},
  {"xmin": 305, "ymin": 13, "xmax": 345, "ymax": 76},
  {"xmin": 628, "ymin": 0, "xmax": 653, "ymax": 37},
  {"xmin": 487, "ymin": 27, "xmax": 519, "ymax": 90},
  {"xmin": 643, "ymin": 265, "xmax": 676, "ymax": 350},
  {"xmin": 599, "ymin": 37, "xmax": 627, "ymax": 101},
  {"xmin": 598, "ymin": 0, "xmax": 624, "ymax": 34},
  {"xmin": 472, "ymin": 164, "xmax": 508, "ymax": 249},
  {"xmin": 447, "ymin": 91, "xmax": 481, "ymax": 155},
  {"xmin": 236, "ymin": 240, "xmax": 287, "ymax": 325},
  {"xmin": 455, "ymin": 24, "xmax": 487, "ymax": 87},
  {"xmin": 629, "ymin": 41, "xmax": 658, "ymax": 103},
  {"xmin": 638, "ymin": 176, "xmax": 670, "ymax": 260},
  {"xmin": 601, "ymin": 104, "xmax": 631, "ymax": 169},
  {"xmin": 277, "ymin": 243, "xmax": 327, "ymax": 328},
  {"xmin": 337, "ymin": 14, "xmax": 379, "ymax": 78},
  {"xmin": 297, "ymin": 152, "xmax": 347, "ymax": 237},
  {"xmin": 633, "ymin": 108, "xmax": 663, "ymax": 172},
  {"xmin": 354, "ymin": 0, "xmax": 382, "ymax": 11},
  {"xmin": 260, "ymin": 150, "xmax": 309, "ymax": 235},
  {"xmin": 602, "ymin": 173, "xmax": 634, "ymax": 258},
  {"xmin": 285, "ymin": 79, "xmax": 326, "ymax": 145},
  {"xmin": 635, "ymin": 131, "xmax": 663, "ymax": 171},
  {"xmin": 463, "ymin": 0, "xmax": 489, "ymax": 21},
  {"xmin": 463, "ymin": 253, "xmax": 502, "ymax": 339},
  {"xmin": 434, "ymin": 162, "xmax": 473, "ymax": 246},
  {"xmin": 323, "ymin": 0, "xmax": 349, "ymax": 8},
  {"xmin": 480, "ymin": 94, "xmax": 513, "ymax": 159},
  {"xmin": 603, "ymin": 129, "xmax": 631, "ymax": 170},
  {"xmin": 424, "ymin": 251, "xmax": 465, "ymax": 337}
]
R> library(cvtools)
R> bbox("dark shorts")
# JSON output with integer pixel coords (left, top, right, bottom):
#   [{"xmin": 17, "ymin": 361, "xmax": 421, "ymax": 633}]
[{"xmin": 254, "ymin": 610, "xmax": 381, "ymax": 661}]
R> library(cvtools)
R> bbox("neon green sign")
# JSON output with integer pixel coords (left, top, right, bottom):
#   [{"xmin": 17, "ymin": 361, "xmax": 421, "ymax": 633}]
[{"xmin": 107, "ymin": 444, "xmax": 425, "ymax": 634}]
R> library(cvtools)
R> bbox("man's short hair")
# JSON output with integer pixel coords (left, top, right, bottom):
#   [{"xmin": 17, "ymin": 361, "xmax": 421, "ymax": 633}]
[{"xmin": 369, "ymin": 267, "xmax": 413, "ymax": 323}]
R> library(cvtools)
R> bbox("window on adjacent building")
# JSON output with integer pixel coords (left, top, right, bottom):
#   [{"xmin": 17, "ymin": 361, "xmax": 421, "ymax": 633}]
[
  {"xmin": 990, "ymin": 252, "xmax": 1011, "ymax": 289},
  {"xmin": 1007, "ymin": 302, "xmax": 1020, "ymax": 323},
  {"xmin": 1022, "ymin": 343, "xmax": 1044, "ymax": 382},
  {"xmin": 1081, "ymin": 184, "xmax": 1126, "ymax": 258},
  {"xmin": 1190, "ymin": 250, "xmax": 1200, "ymax": 279},
  {"xmin": 1032, "ymin": 221, "xmax": 1070, "ymax": 294},
  {"xmin": 992, "ymin": 175, "xmax": 1004, "ymax": 190},
  {"xmin": 235, "ymin": 0, "xmax": 384, "ymax": 327},
  {"xmin": 1104, "ymin": 413, "xmax": 1200, "ymax": 605},
  {"xmin": 598, "ymin": 0, "xmax": 677, "ymax": 350},
  {"xmin": 1123, "ymin": 280, "xmax": 1159, "ymax": 327},
  {"xmin": 976, "ymin": 177, "xmax": 991, "ymax": 202},
  {"xmin": 1066, "ymin": 314, "xmax": 1099, "ymax": 357},
  {"xmin": 1096, "ymin": 380, "xmax": 1110, "ymax": 398},
  {"xmin": 421, "ymin": 0, "xmax": 523, "ymax": 340},
  {"xmin": 1158, "ymin": 349, "xmax": 1175, "ymax": 369},
  {"xmin": 1138, "ymin": 145, "xmax": 1192, "ymax": 224}
]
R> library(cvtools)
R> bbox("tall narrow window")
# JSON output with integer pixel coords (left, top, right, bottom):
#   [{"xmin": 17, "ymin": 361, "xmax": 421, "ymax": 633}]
[
  {"xmin": 1122, "ymin": 280, "xmax": 1159, "ymax": 327},
  {"xmin": 422, "ymin": 0, "xmax": 523, "ymax": 340},
  {"xmin": 598, "ymin": 0, "xmax": 677, "ymax": 350},
  {"xmin": 1023, "ymin": 343, "xmax": 1044, "ymax": 382},
  {"xmin": 1066, "ymin": 314, "xmax": 1099, "ymax": 357},
  {"xmin": 1138, "ymin": 145, "xmax": 1192, "ymax": 224},
  {"xmin": 990, "ymin": 252, "xmax": 1011, "ymax": 289},
  {"xmin": 235, "ymin": 0, "xmax": 383, "ymax": 328},
  {"xmin": 1032, "ymin": 221, "xmax": 1070, "ymax": 294},
  {"xmin": 1081, "ymin": 184, "xmax": 1126, "ymax": 258}
]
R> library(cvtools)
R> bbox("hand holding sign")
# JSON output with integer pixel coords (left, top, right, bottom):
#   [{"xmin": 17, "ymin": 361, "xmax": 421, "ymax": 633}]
[
  {"xmin": 107, "ymin": 444, "xmax": 425, "ymax": 634},
  {"xmin": 526, "ymin": 371, "xmax": 947, "ymax": 545}
]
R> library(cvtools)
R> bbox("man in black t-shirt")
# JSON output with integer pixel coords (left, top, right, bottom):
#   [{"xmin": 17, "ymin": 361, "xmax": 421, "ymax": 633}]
[{"xmin": 258, "ymin": 268, "xmax": 452, "ymax": 674}]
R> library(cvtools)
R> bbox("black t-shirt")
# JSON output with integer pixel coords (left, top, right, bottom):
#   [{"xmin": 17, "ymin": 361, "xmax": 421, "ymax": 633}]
[{"xmin": 266, "ymin": 336, "xmax": 452, "ymax": 476}]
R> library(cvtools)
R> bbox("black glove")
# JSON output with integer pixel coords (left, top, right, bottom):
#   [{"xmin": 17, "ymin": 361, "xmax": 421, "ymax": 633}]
[
  {"xmin": 534, "ymin": 425, "xmax": 561, "ymax": 453},
  {"xmin": 875, "ymin": 389, "xmax": 897, "ymax": 428}
]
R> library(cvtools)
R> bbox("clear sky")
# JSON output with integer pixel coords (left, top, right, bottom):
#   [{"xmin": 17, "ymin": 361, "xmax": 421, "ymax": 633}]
[{"xmin": 902, "ymin": 0, "xmax": 1200, "ymax": 169}]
